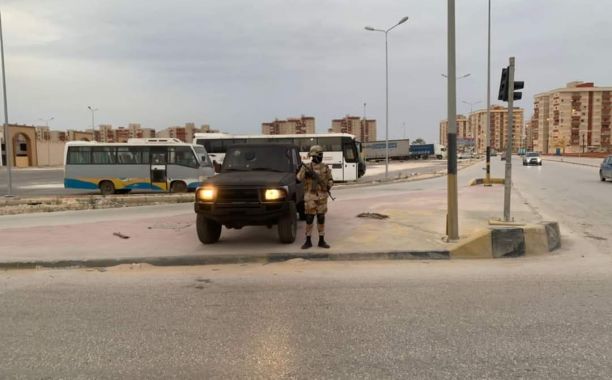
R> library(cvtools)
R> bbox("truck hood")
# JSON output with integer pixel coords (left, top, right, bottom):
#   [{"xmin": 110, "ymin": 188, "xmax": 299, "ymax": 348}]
[{"xmin": 203, "ymin": 171, "xmax": 295, "ymax": 187}]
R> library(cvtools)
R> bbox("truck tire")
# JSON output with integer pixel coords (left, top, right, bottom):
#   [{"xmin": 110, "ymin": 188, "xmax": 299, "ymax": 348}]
[
  {"xmin": 196, "ymin": 214, "xmax": 222, "ymax": 244},
  {"xmin": 278, "ymin": 201, "xmax": 297, "ymax": 244}
]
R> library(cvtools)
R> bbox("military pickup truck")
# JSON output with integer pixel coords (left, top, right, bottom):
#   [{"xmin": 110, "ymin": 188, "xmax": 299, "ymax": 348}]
[{"xmin": 194, "ymin": 144, "xmax": 305, "ymax": 244}]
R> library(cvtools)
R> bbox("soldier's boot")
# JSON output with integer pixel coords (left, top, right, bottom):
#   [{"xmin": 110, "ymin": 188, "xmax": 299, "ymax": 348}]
[
  {"xmin": 301, "ymin": 236, "xmax": 313, "ymax": 249},
  {"xmin": 318, "ymin": 236, "xmax": 330, "ymax": 249}
]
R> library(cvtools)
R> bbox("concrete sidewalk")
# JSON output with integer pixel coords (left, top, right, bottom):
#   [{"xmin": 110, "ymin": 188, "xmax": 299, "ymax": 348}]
[{"xmin": 0, "ymin": 174, "xmax": 551, "ymax": 267}]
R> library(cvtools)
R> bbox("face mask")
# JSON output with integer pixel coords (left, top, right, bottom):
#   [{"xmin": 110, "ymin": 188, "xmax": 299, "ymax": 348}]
[{"xmin": 312, "ymin": 155, "xmax": 322, "ymax": 164}]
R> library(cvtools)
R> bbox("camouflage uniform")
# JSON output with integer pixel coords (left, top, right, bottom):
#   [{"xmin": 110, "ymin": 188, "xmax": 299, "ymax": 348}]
[
  {"xmin": 297, "ymin": 161, "xmax": 334, "ymax": 215},
  {"xmin": 296, "ymin": 146, "xmax": 333, "ymax": 249}
]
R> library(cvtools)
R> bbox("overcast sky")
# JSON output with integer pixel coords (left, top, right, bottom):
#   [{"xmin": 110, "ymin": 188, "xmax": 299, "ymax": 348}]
[{"xmin": 2, "ymin": 0, "xmax": 611, "ymax": 142}]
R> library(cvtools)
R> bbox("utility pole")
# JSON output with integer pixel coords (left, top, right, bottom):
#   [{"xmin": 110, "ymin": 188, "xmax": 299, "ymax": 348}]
[
  {"xmin": 485, "ymin": 0, "xmax": 492, "ymax": 186},
  {"xmin": 446, "ymin": 0, "xmax": 459, "ymax": 240},
  {"xmin": 0, "ymin": 10, "xmax": 13, "ymax": 196}
]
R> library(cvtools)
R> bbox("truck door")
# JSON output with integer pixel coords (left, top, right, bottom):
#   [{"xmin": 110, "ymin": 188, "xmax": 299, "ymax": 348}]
[{"xmin": 150, "ymin": 147, "xmax": 168, "ymax": 191}]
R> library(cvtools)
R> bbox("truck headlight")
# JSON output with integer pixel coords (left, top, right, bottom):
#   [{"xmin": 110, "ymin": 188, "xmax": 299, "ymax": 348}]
[
  {"xmin": 264, "ymin": 189, "xmax": 285, "ymax": 201},
  {"xmin": 197, "ymin": 187, "xmax": 216, "ymax": 202}
]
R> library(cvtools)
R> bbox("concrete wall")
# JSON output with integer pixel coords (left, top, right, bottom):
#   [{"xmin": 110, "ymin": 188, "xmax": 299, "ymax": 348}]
[{"xmin": 36, "ymin": 141, "xmax": 65, "ymax": 166}]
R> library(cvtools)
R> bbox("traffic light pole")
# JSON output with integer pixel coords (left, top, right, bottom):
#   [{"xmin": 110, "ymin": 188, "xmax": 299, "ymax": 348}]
[
  {"xmin": 503, "ymin": 57, "xmax": 515, "ymax": 222},
  {"xmin": 446, "ymin": 0, "xmax": 459, "ymax": 240}
]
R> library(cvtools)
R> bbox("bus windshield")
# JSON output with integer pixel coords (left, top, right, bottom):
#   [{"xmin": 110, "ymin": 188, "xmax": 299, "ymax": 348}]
[
  {"xmin": 222, "ymin": 146, "xmax": 292, "ymax": 173},
  {"xmin": 194, "ymin": 145, "xmax": 212, "ymax": 166}
]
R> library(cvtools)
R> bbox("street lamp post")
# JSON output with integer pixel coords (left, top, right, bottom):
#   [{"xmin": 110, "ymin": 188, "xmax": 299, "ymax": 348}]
[
  {"xmin": 485, "ymin": 0, "xmax": 492, "ymax": 186},
  {"xmin": 37, "ymin": 117, "xmax": 54, "ymax": 166},
  {"xmin": 446, "ymin": 0, "xmax": 459, "ymax": 240},
  {"xmin": 0, "ymin": 10, "xmax": 13, "ymax": 196},
  {"xmin": 88, "ymin": 105, "xmax": 98, "ymax": 141},
  {"xmin": 365, "ymin": 16, "xmax": 409, "ymax": 178}
]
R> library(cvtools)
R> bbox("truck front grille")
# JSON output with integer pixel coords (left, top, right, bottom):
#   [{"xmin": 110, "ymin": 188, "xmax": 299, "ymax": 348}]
[{"xmin": 216, "ymin": 188, "xmax": 260, "ymax": 203}]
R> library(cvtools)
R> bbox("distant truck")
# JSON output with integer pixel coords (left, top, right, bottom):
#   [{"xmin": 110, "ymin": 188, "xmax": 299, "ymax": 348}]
[
  {"xmin": 363, "ymin": 140, "xmax": 447, "ymax": 161},
  {"xmin": 409, "ymin": 143, "xmax": 447, "ymax": 160},
  {"xmin": 363, "ymin": 139, "xmax": 411, "ymax": 161}
]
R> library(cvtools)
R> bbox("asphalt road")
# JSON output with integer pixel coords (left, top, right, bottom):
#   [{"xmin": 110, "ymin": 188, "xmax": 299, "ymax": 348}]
[
  {"xmin": 1, "ymin": 254, "xmax": 611, "ymax": 379},
  {"xmin": 505, "ymin": 156, "xmax": 612, "ymax": 254},
  {"xmin": 1, "ymin": 156, "xmax": 611, "ymax": 378}
]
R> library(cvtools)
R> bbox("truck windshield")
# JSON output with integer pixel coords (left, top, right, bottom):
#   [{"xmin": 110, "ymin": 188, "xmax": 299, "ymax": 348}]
[
  {"xmin": 526, "ymin": 152, "xmax": 539, "ymax": 157},
  {"xmin": 222, "ymin": 146, "xmax": 292, "ymax": 173}
]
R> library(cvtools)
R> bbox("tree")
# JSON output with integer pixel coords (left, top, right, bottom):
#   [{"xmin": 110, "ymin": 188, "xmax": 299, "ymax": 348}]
[{"xmin": 413, "ymin": 138, "xmax": 426, "ymax": 145}]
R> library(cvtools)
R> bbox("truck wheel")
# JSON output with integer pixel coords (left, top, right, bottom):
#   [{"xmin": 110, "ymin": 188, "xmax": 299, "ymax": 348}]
[
  {"xmin": 99, "ymin": 180, "xmax": 115, "ymax": 195},
  {"xmin": 297, "ymin": 201, "xmax": 307, "ymax": 221},
  {"xmin": 196, "ymin": 214, "xmax": 221, "ymax": 244},
  {"xmin": 278, "ymin": 201, "xmax": 297, "ymax": 244}
]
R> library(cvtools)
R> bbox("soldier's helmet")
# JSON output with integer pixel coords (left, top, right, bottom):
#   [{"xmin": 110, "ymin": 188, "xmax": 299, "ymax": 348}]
[{"xmin": 309, "ymin": 145, "xmax": 323, "ymax": 157}]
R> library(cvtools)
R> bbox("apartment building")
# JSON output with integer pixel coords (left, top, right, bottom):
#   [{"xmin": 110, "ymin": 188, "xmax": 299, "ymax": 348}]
[
  {"xmin": 262, "ymin": 116, "xmax": 315, "ymax": 135},
  {"xmin": 329, "ymin": 115, "xmax": 377, "ymax": 142},
  {"xmin": 470, "ymin": 106, "xmax": 524, "ymax": 153},
  {"xmin": 439, "ymin": 115, "xmax": 468, "ymax": 146},
  {"xmin": 532, "ymin": 81, "xmax": 612, "ymax": 154}
]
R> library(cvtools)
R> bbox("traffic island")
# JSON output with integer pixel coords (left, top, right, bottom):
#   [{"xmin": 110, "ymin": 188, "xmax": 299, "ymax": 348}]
[{"xmin": 449, "ymin": 221, "xmax": 561, "ymax": 259}]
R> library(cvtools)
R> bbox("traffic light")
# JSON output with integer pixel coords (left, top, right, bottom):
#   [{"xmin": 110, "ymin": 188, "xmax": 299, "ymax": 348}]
[
  {"xmin": 498, "ymin": 66, "xmax": 524, "ymax": 102},
  {"xmin": 498, "ymin": 67, "xmax": 508, "ymax": 101},
  {"xmin": 513, "ymin": 80, "xmax": 524, "ymax": 100}
]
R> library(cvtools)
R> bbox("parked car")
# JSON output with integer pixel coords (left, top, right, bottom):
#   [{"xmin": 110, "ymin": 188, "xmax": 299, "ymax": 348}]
[
  {"xmin": 523, "ymin": 152, "xmax": 542, "ymax": 166},
  {"xmin": 600, "ymin": 155, "xmax": 612, "ymax": 181},
  {"xmin": 490, "ymin": 150, "xmax": 497, "ymax": 157},
  {"xmin": 500, "ymin": 152, "xmax": 506, "ymax": 161},
  {"xmin": 194, "ymin": 144, "xmax": 305, "ymax": 244}
]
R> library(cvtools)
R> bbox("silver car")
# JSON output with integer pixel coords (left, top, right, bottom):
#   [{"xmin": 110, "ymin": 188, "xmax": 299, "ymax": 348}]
[
  {"xmin": 523, "ymin": 152, "xmax": 542, "ymax": 166},
  {"xmin": 600, "ymin": 155, "xmax": 612, "ymax": 181}
]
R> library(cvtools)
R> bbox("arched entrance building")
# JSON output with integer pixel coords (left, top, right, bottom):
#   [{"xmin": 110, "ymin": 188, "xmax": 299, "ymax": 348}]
[{"xmin": 7, "ymin": 125, "xmax": 38, "ymax": 167}]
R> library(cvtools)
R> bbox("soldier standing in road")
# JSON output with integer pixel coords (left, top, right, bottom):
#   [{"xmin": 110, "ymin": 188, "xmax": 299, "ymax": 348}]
[{"xmin": 296, "ymin": 145, "xmax": 334, "ymax": 249}]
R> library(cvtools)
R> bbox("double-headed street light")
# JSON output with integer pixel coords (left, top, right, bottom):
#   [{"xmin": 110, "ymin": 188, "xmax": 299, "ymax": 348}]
[{"xmin": 364, "ymin": 16, "xmax": 409, "ymax": 178}]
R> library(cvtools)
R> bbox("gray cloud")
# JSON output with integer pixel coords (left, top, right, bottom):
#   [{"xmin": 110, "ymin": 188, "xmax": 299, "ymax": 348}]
[{"xmin": 2, "ymin": 0, "xmax": 612, "ymax": 142}]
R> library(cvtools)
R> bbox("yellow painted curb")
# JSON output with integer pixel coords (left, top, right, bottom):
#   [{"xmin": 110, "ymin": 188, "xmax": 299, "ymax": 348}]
[
  {"xmin": 468, "ymin": 177, "xmax": 505, "ymax": 186},
  {"xmin": 523, "ymin": 224, "xmax": 551, "ymax": 256},
  {"xmin": 449, "ymin": 228, "xmax": 493, "ymax": 259}
]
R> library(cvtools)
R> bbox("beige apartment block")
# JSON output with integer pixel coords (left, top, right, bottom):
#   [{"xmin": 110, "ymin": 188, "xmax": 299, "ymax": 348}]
[
  {"xmin": 468, "ymin": 106, "xmax": 524, "ymax": 154},
  {"xmin": 329, "ymin": 115, "xmax": 377, "ymax": 142},
  {"xmin": 439, "ymin": 115, "xmax": 468, "ymax": 146},
  {"xmin": 532, "ymin": 81, "xmax": 612, "ymax": 154},
  {"xmin": 157, "ymin": 123, "xmax": 217, "ymax": 142},
  {"xmin": 262, "ymin": 116, "xmax": 315, "ymax": 135}
]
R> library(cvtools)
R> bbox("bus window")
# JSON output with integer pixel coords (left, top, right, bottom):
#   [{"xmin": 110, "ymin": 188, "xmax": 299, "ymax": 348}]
[
  {"xmin": 169, "ymin": 146, "xmax": 198, "ymax": 168},
  {"xmin": 318, "ymin": 137, "xmax": 342, "ymax": 152},
  {"xmin": 151, "ymin": 148, "xmax": 167, "ymax": 164},
  {"xmin": 67, "ymin": 146, "xmax": 92, "ymax": 164},
  {"xmin": 343, "ymin": 143, "xmax": 357, "ymax": 163},
  {"xmin": 209, "ymin": 140, "xmax": 225, "ymax": 154},
  {"xmin": 297, "ymin": 136, "xmax": 317, "ymax": 152},
  {"xmin": 92, "ymin": 147, "xmax": 117, "ymax": 164},
  {"xmin": 117, "ymin": 147, "xmax": 147, "ymax": 164}
]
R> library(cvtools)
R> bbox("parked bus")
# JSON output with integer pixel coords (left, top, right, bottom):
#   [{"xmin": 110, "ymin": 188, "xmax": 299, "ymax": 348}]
[
  {"xmin": 64, "ymin": 138, "xmax": 215, "ymax": 195},
  {"xmin": 193, "ymin": 133, "xmax": 366, "ymax": 181}
]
